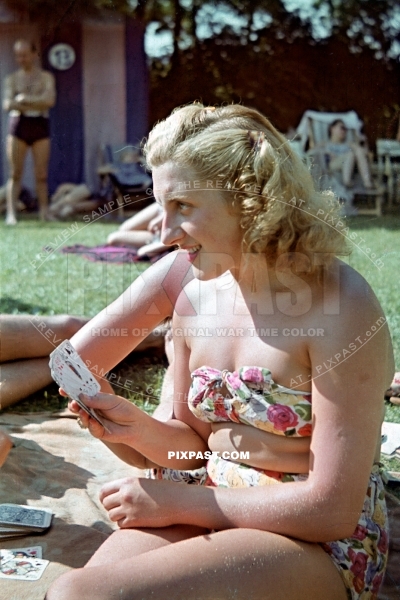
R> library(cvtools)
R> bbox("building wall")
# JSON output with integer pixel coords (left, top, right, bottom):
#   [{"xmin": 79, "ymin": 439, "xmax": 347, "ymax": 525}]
[
  {"xmin": 41, "ymin": 22, "xmax": 85, "ymax": 193},
  {"xmin": 0, "ymin": 11, "xmax": 148, "ymax": 195},
  {"xmin": 82, "ymin": 21, "xmax": 126, "ymax": 189}
]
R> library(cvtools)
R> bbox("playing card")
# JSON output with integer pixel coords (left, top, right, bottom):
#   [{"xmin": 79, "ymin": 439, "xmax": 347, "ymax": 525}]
[
  {"xmin": 0, "ymin": 534, "xmax": 28, "ymax": 540},
  {"xmin": 0, "ymin": 505, "xmax": 52, "ymax": 530},
  {"xmin": 1, "ymin": 546, "xmax": 42, "ymax": 560},
  {"xmin": 0, "ymin": 526, "xmax": 33, "ymax": 536},
  {"xmin": 0, "ymin": 526, "xmax": 44, "ymax": 539},
  {"xmin": 49, "ymin": 340, "xmax": 100, "ymax": 401},
  {"xmin": 0, "ymin": 555, "xmax": 49, "ymax": 581},
  {"xmin": 49, "ymin": 340, "xmax": 109, "ymax": 430}
]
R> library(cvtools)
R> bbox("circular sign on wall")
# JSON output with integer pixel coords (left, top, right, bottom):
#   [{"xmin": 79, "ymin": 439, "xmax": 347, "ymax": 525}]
[{"xmin": 48, "ymin": 44, "xmax": 76, "ymax": 71}]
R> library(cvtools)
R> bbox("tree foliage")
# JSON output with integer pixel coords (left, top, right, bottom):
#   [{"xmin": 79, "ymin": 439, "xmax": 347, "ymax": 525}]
[
  {"xmin": 2, "ymin": 0, "xmax": 136, "ymax": 22},
  {"xmin": 134, "ymin": 0, "xmax": 399, "ymax": 62},
  {"xmin": 4, "ymin": 0, "xmax": 398, "ymax": 62},
  {"xmin": 3, "ymin": 0, "xmax": 398, "ymax": 139},
  {"xmin": 312, "ymin": 0, "xmax": 400, "ymax": 59}
]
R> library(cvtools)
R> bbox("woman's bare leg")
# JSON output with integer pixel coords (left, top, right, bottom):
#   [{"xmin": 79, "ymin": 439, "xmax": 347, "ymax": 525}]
[
  {"xmin": 46, "ymin": 528, "xmax": 348, "ymax": 600},
  {"xmin": 31, "ymin": 137, "xmax": 51, "ymax": 220},
  {"xmin": 0, "ymin": 314, "xmax": 166, "ymax": 363},
  {"xmin": 107, "ymin": 203, "xmax": 161, "ymax": 246},
  {"xmin": 119, "ymin": 203, "xmax": 160, "ymax": 232},
  {"xmin": 49, "ymin": 185, "xmax": 92, "ymax": 218},
  {"xmin": 107, "ymin": 229, "xmax": 154, "ymax": 247},
  {"xmin": 0, "ymin": 314, "xmax": 87, "ymax": 362},
  {"xmin": 0, "ymin": 315, "xmax": 172, "ymax": 409},
  {"xmin": 0, "ymin": 357, "xmax": 54, "ymax": 409},
  {"xmin": 0, "ymin": 315, "xmax": 87, "ymax": 409},
  {"xmin": 56, "ymin": 199, "xmax": 100, "ymax": 218},
  {"xmin": 5, "ymin": 135, "xmax": 28, "ymax": 225},
  {"xmin": 86, "ymin": 525, "xmax": 209, "ymax": 566},
  {"xmin": 352, "ymin": 144, "xmax": 373, "ymax": 188},
  {"xmin": 50, "ymin": 183, "xmax": 75, "ymax": 204},
  {"xmin": 341, "ymin": 150, "xmax": 356, "ymax": 187}
]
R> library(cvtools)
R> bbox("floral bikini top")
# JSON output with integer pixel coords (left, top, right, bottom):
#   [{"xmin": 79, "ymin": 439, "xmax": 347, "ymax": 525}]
[{"xmin": 188, "ymin": 366, "xmax": 312, "ymax": 437}]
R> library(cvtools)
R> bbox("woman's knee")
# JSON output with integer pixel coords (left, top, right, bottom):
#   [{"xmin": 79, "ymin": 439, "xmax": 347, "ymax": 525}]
[
  {"xmin": 64, "ymin": 315, "xmax": 88, "ymax": 338},
  {"xmin": 49, "ymin": 314, "xmax": 87, "ymax": 339},
  {"xmin": 46, "ymin": 566, "xmax": 136, "ymax": 600},
  {"xmin": 45, "ymin": 567, "xmax": 110, "ymax": 600},
  {"xmin": 107, "ymin": 231, "xmax": 121, "ymax": 245},
  {"xmin": 352, "ymin": 144, "xmax": 367, "ymax": 158},
  {"xmin": 46, "ymin": 569, "xmax": 94, "ymax": 600}
]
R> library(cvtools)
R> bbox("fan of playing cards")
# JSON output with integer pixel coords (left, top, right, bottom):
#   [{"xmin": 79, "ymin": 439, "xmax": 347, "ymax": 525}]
[
  {"xmin": 0, "ymin": 504, "xmax": 52, "ymax": 541},
  {"xmin": 49, "ymin": 340, "xmax": 108, "ymax": 430}
]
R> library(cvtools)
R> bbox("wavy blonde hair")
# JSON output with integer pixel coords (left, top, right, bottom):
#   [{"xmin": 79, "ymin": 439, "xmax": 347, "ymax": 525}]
[{"xmin": 143, "ymin": 103, "xmax": 349, "ymax": 271}]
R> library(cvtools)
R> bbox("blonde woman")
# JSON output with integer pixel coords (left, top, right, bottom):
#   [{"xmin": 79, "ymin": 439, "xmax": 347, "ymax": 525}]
[{"xmin": 47, "ymin": 104, "xmax": 393, "ymax": 600}]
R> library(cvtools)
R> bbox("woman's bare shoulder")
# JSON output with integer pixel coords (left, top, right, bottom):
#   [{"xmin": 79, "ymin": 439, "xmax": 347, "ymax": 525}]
[
  {"xmin": 324, "ymin": 259, "xmax": 382, "ymax": 310},
  {"xmin": 311, "ymin": 259, "xmax": 394, "ymax": 384}
]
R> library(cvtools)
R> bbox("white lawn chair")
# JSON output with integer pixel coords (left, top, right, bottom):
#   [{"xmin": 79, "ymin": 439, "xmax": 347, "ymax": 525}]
[
  {"xmin": 376, "ymin": 139, "xmax": 400, "ymax": 207},
  {"xmin": 295, "ymin": 110, "xmax": 383, "ymax": 216}
]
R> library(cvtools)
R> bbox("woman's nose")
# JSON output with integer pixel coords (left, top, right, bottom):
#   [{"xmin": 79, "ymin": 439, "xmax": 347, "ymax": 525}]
[{"xmin": 160, "ymin": 214, "xmax": 184, "ymax": 247}]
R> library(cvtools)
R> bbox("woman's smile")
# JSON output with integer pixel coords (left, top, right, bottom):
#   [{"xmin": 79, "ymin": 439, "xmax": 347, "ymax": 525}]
[{"xmin": 152, "ymin": 161, "xmax": 244, "ymax": 278}]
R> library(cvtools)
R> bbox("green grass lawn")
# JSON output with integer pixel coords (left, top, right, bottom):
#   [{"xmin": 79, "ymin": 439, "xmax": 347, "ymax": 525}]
[
  {"xmin": 0, "ymin": 218, "xmax": 149, "ymax": 317},
  {"xmin": 1, "ymin": 213, "xmax": 400, "ymax": 492},
  {"xmin": 2, "ymin": 214, "xmax": 399, "ymax": 360},
  {"xmin": 0, "ymin": 215, "xmax": 166, "ymax": 414}
]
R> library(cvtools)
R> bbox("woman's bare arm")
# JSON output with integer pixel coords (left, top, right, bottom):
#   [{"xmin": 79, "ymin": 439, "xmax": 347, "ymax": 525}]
[
  {"xmin": 70, "ymin": 251, "xmax": 191, "ymax": 383},
  {"xmin": 209, "ymin": 423, "xmax": 310, "ymax": 473},
  {"xmin": 68, "ymin": 251, "xmax": 194, "ymax": 466},
  {"xmin": 71, "ymin": 390, "xmax": 209, "ymax": 470},
  {"xmin": 142, "ymin": 272, "xmax": 393, "ymax": 542}
]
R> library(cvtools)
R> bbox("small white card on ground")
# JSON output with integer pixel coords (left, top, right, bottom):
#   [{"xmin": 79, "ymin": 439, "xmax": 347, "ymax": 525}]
[
  {"xmin": 381, "ymin": 421, "xmax": 400, "ymax": 456},
  {"xmin": 0, "ymin": 547, "xmax": 48, "ymax": 581}
]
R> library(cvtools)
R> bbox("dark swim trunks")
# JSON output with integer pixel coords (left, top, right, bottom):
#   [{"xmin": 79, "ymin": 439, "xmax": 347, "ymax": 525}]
[{"xmin": 8, "ymin": 115, "xmax": 50, "ymax": 146}]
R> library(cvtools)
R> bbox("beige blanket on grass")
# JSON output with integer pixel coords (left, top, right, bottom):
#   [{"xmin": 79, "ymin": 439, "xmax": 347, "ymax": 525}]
[
  {"xmin": 0, "ymin": 411, "xmax": 399, "ymax": 600},
  {"xmin": 0, "ymin": 411, "xmax": 139, "ymax": 600}
]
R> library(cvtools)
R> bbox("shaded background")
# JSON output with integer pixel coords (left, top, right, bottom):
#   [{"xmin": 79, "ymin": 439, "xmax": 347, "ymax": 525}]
[{"xmin": 0, "ymin": 0, "xmax": 399, "ymax": 190}]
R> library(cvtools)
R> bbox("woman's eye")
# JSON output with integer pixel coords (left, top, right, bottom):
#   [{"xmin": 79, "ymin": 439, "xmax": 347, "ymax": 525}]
[{"xmin": 178, "ymin": 202, "xmax": 189, "ymax": 210}]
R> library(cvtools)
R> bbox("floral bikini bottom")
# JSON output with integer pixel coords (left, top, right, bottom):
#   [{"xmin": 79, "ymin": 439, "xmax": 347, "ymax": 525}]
[{"xmin": 149, "ymin": 460, "xmax": 388, "ymax": 600}]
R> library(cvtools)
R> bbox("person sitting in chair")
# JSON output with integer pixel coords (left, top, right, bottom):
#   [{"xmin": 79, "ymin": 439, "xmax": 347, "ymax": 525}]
[{"xmin": 325, "ymin": 119, "xmax": 373, "ymax": 189}]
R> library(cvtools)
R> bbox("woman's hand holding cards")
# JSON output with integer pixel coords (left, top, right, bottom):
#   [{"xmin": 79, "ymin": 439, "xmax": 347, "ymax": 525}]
[
  {"xmin": 69, "ymin": 392, "xmax": 141, "ymax": 443},
  {"xmin": 50, "ymin": 342, "xmax": 141, "ymax": 440}
]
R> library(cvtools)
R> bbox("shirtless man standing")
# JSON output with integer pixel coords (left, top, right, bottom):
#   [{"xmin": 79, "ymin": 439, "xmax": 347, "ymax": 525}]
[{"xmin": 2, "ymin": 39, "xmax": 56, "ymax": 224}]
